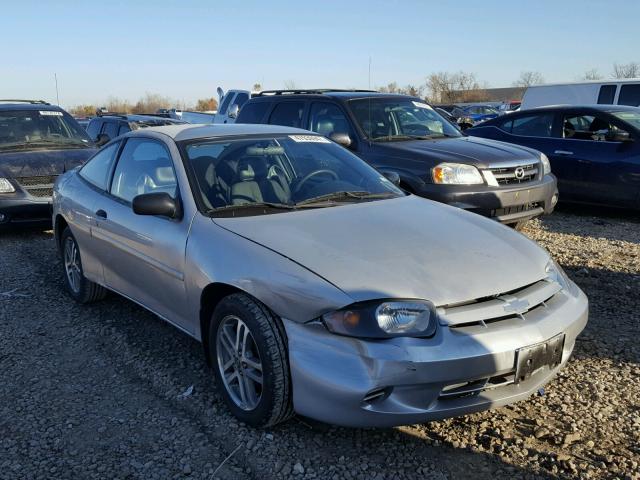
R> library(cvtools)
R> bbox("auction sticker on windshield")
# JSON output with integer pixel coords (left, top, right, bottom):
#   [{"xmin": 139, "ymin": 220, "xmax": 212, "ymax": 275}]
[
  {"xmin": 39, "ymin": 111, "xmax": 63, "ymax": 116},
  {"xmin": 412, "ymin": 101, "xmax": 433, "ymax": 110},
  {"xmin": 289, "ymin": 135, "xmax": 330, "ymax": 143}
]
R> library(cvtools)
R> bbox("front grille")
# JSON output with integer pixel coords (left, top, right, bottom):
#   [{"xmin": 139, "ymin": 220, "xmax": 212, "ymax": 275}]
[
  {"xmin": 491, "ymin": 202, "xmax": 540, "ymax": 217},
  {"xmin": 437, "ymin": 279, "xmax": 562, "ymax": 330},
  {"xmin": 14, "ymin": 175, "xmax": 57, "ymax": 198},
  {"xmin": 488, "ymin": 163, "xmax": 538, "ymax": 185},
  {"xmin": 439, "ymin": 372, "xmax": 516, "ymax": 400}
]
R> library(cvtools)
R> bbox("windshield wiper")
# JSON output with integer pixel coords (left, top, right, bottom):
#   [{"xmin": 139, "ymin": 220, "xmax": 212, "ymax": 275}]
[
  {"xmin": 295, "ymin": 191, "xmax": 397, "ymax": 206},
  {"xmin": 371, "ymin": 134, "xmax": 434, "ymax": 141},
  {"xmin": 208, "ymin": 202, "xmax": 296, "ymax": 216},
  {"xmin": 26, "ymin": 138, "xmax": 90, "ymax": 148}
]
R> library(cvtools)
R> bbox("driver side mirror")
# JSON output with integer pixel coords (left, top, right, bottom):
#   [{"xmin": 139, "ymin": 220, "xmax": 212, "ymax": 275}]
[
  {"xmin": 329, "ymin": 132, "xmax": 352, "ymax": 148},
  {"xmin": 228, "ymin": 104, "xmax": 239, "ymax": 119},
  {"xmin": 382, "ymin": 171, "xmax": 401, "ymax": 187},
  {"xmin": 132, "ymin": 192, "xmax": 180, "ymax": 218},
  {"xmin": 95, "ymin": 133, "xmax": 110, "ymax": 147}
]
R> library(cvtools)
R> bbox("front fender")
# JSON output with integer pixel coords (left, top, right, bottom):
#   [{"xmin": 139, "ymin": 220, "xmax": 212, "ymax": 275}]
[{"xmin": 184, "ymin": 214, "xmax": 355, "ymax": 339}]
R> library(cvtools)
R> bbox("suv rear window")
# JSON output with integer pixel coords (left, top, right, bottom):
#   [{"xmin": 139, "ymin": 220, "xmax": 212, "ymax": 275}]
[
  {"xmin": 237, "ymin": 102, "xmax": 270, "ymax": 123},
  {"xmin": 268, "ymin": 101, "xmax": 304, "ymax": 128}
]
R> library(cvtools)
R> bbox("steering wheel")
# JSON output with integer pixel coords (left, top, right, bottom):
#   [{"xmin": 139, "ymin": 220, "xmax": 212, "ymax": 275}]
[{"xmin": 293, "ymin": 169, "xmax": 338, "ymax": 195}]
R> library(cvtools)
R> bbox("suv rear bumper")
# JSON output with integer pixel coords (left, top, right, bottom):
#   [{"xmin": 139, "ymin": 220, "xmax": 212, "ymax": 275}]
[{"xmin": 416, "ymin": 174, "xmax": 558, "ymax": 224}]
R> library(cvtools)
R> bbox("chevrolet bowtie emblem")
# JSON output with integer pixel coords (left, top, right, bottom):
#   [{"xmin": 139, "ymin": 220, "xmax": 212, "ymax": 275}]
[{"xmin": 501, "ymin": 297, "xmax": 530, "ymax": 314}]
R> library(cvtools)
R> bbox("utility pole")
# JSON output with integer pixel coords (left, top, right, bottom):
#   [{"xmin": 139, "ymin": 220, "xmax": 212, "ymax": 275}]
[{"xmin": 54, "ymin": 73, "xmax": 60, "ymax": 105}]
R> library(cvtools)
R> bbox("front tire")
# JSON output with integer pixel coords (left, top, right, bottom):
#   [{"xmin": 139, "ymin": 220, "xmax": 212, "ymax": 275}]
[
  {"xmin": 209, "ymin": 293, "xmax": 293, "ymax": 427},
  {"xmin": 60, "ymin": 227, "xmax": 107, "ymax": 303}
]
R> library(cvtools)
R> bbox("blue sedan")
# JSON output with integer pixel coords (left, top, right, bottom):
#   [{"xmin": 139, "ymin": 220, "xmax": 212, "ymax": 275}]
[{"xmin": 467, "ymin": 105, "xmax": 640, "ymax": 209}]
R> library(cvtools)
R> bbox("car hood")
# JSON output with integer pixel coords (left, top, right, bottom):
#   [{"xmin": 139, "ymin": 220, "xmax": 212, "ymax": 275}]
[
  {"xmin": 371, "ymin": 136, "xmax": 539, "ymax": 167},
  {"xmin": 212, "ymin": 195, "xmax": 550, "ymax": 307},
  {"xmin": 0, "ymin": 147, "xmax": 95, "ymax": 178}
]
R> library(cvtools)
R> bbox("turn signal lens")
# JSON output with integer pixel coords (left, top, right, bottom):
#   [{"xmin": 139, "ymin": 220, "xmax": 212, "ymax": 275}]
[{"xmin": 0, "ymin": 178, "xmax": 15, "ymax": 194}]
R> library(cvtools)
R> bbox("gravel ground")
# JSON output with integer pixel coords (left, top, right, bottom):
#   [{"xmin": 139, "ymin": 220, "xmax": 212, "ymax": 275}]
[{"xmin": 1, "ymin": 207, "xmax": 638, "ymax": 480}]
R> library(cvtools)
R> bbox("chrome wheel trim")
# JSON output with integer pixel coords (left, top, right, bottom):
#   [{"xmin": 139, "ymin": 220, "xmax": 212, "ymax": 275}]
[
  {"xmin": 216, "ymin": 315, "xmax": 263, "ymax": 411},
  {"xmin": 63, "ymin": 237, "xmax": 82, "ymax": 294}
]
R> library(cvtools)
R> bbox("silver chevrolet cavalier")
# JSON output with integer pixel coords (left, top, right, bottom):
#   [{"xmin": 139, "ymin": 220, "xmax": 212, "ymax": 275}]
[{"xmin": 52, "ymin": 124, "xmax": 588, "ymax": 427}]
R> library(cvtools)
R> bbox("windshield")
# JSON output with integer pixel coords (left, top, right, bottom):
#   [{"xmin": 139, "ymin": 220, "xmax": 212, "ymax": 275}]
[
  {"xmin": 349, "ymin": 98, "xmax": 462, "ymax": 140},
  {"xmin": 0, "ymin": 109, "xmax": 92, "ymax": 149},
  {"xmin": 182, "ymin": 134, "xmax": 404, "ymax": 215},
  {"xmin": 611, "ymin": 111, "xmax": 640, "ymax": 130}
]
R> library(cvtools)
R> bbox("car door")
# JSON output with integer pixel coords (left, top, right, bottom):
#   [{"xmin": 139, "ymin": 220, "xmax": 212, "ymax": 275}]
[
  {"xmin": 555, "ymin": 111, "xmax": 639, "ymax": 206},
  {"xmin": 91, "ymin": 136, "xmax": 191, "ymax": 330},
  {"xmin": 479, "ymin": 112, "xmax": 584, "ymax": 197}
]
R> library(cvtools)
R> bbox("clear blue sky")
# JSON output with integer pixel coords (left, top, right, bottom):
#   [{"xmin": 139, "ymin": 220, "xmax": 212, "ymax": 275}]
[{"xmin": 4, "ymin": 0, "xmax": 639, "ymax": 107}]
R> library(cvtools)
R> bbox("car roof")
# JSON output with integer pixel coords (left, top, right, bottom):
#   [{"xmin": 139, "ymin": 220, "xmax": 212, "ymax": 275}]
[
  {"xmin": 0, "ymin": 103, "xmax": 61, "ymax": 112},
  {"xmin": 250, "ymin": 91, "xmax": 417, "ymax": 101},
  {"xmin": 139, "ymin": 123, "xmax": 316, "ymax": 141},
  {"xmin": 518, "ymin": 104, "xmax": 640, "ymax": 113},
  {"xmin": 97, "ymin": 114, "xmax": 183, "ymax": 123}
]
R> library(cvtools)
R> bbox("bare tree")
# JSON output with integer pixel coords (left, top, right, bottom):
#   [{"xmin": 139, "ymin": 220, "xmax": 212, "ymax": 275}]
[
  {"xmin": 253, "ymin": 83, "xmax": 262, "ymax": 92},
  {"xmin": 378, "ymin": 82, "xmax": 400, "ymax": 93},
  {"xmin": 105, "ymin": 96, "xmax": 133, "ymax": 114},
  {"xmin": 425, "ymin": 71, "xmax": 489, "ymax": 103},
  {"xmin": 583, "ymin": 69, "xmax": 604, "ymax": 80},
  {"xmin": 283, "ymin": 80, "xmax": 298, "ymax": 90},
  {"xmin": 512, "ymin": 71, "xmax": 545, "ymax": 88},
  {"xmin": 612, "ymin": 62, "xmax": 640, "ymax": 78},
  {"xmin": 69, "ymin": 105, "xmax": 96, "ymax": 116},
  {"xmin": 194, "ymin": 97, "xmax": 218, "ymax": 111},
  {"xmin": 132, "ymin": 93, "xmax": 173, "ymax": 114}
]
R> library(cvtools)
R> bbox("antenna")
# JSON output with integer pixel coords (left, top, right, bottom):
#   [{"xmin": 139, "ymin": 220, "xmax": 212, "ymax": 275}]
[
  {"xmin": 368, "ymin": 56, "xmax": 371, "ymax": 89},
  {"xmin": 54, "ymin": 73, "xmax": 60, "ymax": 105}
]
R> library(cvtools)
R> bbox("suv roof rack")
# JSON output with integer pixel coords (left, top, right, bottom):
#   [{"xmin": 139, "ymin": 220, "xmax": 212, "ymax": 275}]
[
  {"xmin": 256, "ymin": 89, "xmax": 377, "ymax": 96},
  {"xmin": 0, "ymin": 99, "xmax": 51, "ymax": 105}
]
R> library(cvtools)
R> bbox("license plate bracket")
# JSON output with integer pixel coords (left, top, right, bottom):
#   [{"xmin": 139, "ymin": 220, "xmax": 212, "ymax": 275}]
[{"xmin": 514, "ymin": 333, "xmax": 565, "ymax": 384}]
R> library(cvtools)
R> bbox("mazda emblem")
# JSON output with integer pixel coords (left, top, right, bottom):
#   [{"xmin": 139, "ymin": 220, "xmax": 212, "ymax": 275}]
[{"xmin": 514, "ymin": 167, "xmax": 526, "ymax": 179}]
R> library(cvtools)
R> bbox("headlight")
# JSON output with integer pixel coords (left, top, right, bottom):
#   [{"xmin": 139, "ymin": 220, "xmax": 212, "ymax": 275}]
[
  {"xmin": 540, "ymin": 153, "xmax": 552, "ymax": 175},
  {"xmin": 545, "ymin": 259, "xmax": 577, "ymax": 295},
  {"xmin": 0, "ymin": 178, "xmax": 15, "ymax": 194},
  {"xmin": 432, "ymin": 163, "xmax": 484, "ymax": 185},
  {"xmin": 322, "ymin": 300, "xmax": 437, "ymax": 338}
]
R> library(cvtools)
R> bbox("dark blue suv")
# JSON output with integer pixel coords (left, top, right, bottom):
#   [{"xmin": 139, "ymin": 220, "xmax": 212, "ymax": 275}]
[
  {"xmin": 236, "ymin": 90, "xmax": 558, "ymax": 227},
  {"xmin": 0, "ymin": 100, "xmax": 96, "ymax": 228}
]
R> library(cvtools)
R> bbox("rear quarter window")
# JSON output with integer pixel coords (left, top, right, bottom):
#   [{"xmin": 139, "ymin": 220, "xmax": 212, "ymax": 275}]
[
  {"xmin": 268, "ymin": 101, "xmax": 305, "ymax": 128},
  {"xmin": 236, "ymin": 102, "xmax": 270, "ymax": 124},
  {"xmin": 86, "ymin": 119, "xmax": 102, "ymax": 140}
]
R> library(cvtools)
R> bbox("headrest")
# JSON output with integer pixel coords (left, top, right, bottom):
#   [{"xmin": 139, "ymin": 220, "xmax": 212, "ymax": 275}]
[
  {"xmin": 237, "ymin": 163, "xmax": 255, "ymax": 182},
  {"xmin": 155, "ymin": 166, "xmax": 175, "ymax": 183},
  {"xmin": 245, "ymin": 146, "xmax": 284, "ymax": 156}
]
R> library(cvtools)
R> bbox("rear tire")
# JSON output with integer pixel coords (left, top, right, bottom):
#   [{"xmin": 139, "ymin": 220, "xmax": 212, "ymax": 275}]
[
  {"xmin": 60, "ymin": 227, "xmax": 107, "ymax": 303},
  {"xmin": 209, "ymin": 293, "xmax": 293, "ymax": 427}
]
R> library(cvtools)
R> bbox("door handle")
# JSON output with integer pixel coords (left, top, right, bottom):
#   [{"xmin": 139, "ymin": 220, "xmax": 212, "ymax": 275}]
[
  {"xmin": 554, "ymin": 150, "xmax": 574, "ymax": 155},
  {"xmin": 95, "ymin": 209, "xmax": 108, "ymax": 219}
]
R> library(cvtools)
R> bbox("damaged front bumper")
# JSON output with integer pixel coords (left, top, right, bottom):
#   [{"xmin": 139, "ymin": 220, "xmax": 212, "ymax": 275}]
[{"xmin": 284, "ymin": 285, "xmax": 588, "ymax": 428}]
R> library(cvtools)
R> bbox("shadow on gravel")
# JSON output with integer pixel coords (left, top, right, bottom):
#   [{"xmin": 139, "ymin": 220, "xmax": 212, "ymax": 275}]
[{"xmin": 563, "ymin": 265, "xmax": 639, "ymax": 364}]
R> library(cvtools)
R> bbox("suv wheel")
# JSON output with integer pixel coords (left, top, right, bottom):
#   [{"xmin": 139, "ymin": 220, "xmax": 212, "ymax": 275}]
[
  {"xmin": 209, "ymin": 293, "xmax": 293, "ymax": 427},
  {"xmin": 60, "ymin": 227, "xmax": 107, "ymax": 303}
]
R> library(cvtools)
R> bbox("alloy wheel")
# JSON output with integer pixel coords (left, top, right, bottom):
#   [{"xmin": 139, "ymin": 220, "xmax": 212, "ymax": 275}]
[
  {"xmin": 63, "ymin": 237, "xmax": 81, "ymax": 294},
  {"xmin": 216, "ymin": 315, "xmax": 264, "ymax": 410}
]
